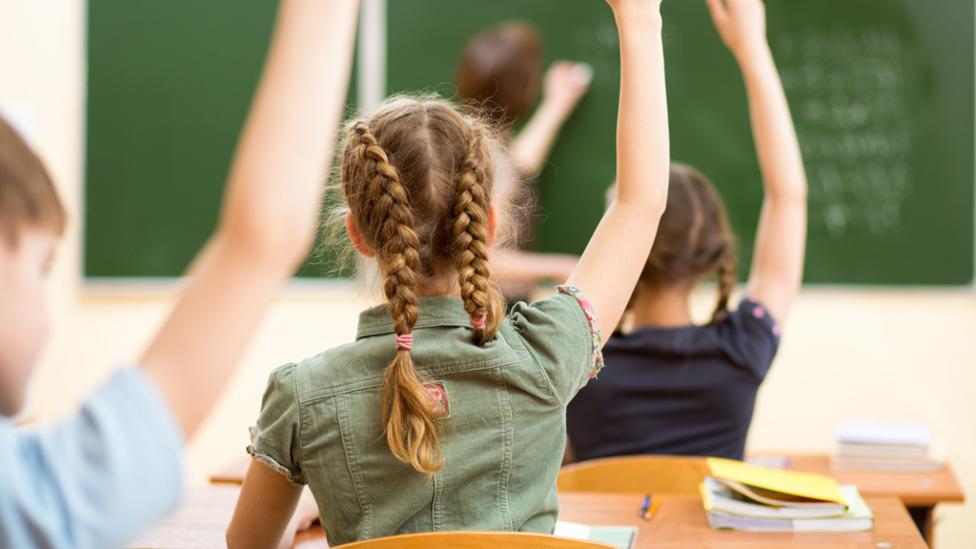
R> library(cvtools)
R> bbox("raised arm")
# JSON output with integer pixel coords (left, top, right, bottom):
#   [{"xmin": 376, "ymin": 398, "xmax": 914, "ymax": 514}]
[
  {"xmin": 510, "ymin": 61, "xmax": 592, "ymax": 176},
  {"xmin": 492, "ymin": 248, "xmax": 578, "ymax": 287},
  {"xmin": 707, "ymin": 0, "xmax": 807, "ymax": 322},
  {"xmin": 565, "ymin": 0, "xmax": 669, "ymax": 344},
  {"xmin": 140, "ymin": 0, "xmax": 361, "ymax": 438}
]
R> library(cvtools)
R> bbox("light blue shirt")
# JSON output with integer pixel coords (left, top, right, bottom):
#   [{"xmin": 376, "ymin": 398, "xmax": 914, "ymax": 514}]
[{"xmin": 0, "ymin": 368, "xmax": 184, "ymax": 548}]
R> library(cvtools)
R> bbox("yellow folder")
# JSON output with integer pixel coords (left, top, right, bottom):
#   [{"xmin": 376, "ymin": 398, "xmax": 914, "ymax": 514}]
[{"xmin": 707, "ymin": 458, "xmax": 846, "ymax": 504}]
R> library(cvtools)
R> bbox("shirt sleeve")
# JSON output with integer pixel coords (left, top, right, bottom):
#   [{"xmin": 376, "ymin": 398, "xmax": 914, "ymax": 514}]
[
  {"xmin": 0, "ymin": 367, "xmax": 184, "ymax": 549},
  {"xmin": 247, "ymin": 363, "xmax": 305, "ymax": 485},
  {"xmin": 717, "ymin": 297, "xmax": 782, "ymax": 381},
  {"xmin": 508, "ymin": 285, "xmax": 604, "ymax": 406}
]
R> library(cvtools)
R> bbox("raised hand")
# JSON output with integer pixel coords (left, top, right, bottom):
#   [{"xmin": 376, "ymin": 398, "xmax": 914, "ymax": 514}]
[
  {"xmin": 706, "ymin": 0, "xmax": 768, "ymax": 61},
  {"xmin": 509, "ymin": 61, "xmax": 592, "ymax": 176},
  {"xmin": 542, "ymin": 61, "xmax": 592, "ymax": 116}
]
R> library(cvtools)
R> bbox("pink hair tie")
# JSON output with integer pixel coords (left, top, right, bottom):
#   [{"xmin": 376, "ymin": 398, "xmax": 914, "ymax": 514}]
[
  {"xmin": 395, "ymin": 333, "xmax": 413, "ymax": 351},
  {"xmin": 470, "ymin": 314, "xmax": 487, "ymax": 330}
]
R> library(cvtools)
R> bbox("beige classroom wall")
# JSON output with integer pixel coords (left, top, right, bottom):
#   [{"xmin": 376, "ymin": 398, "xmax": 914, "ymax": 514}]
[{"xmin": 2, "ymin": 1, "xmax": 974, "ymax": 546}]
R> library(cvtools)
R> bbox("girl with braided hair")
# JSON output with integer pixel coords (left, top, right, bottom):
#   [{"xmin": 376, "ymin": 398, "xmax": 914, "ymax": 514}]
[
  {"xmin": 567, "ymin": 0, "xmax": 808, "ymax": 463},
  {"xmin": 230, "ymin": 0, "xmax": 671, "ymax": 546}
]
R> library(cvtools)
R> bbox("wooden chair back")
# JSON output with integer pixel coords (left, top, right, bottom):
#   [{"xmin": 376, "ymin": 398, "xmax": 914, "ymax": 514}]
[
  {"xmin": 558, "ymin": 455, "xmax": 709, "ymax": 494},
  {"xmin": 339, "ymin": 531, "xmax": 617, "ymax": 549}
]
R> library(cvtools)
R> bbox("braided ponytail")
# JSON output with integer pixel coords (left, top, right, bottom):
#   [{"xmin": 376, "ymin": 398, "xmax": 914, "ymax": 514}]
[
  {"xmin": 452, "ymin": 127, "xmax": 503, "ymax": 344},
  {"xmin": 337, "ymin": 97, "xmax": 510, "ymax": 473},
  {"xmin": 350, "ymin": 123, "xmax": 442, "ymax": 474},
  {"xmin": 710, "ymin": 251, "xmax": 736, "ymax": 324}
]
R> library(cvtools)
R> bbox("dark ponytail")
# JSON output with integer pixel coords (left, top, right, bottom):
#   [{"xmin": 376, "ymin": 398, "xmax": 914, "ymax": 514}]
[{"xmin": 633, "ymin": 164, "xmax": 737, "ymax": 324}]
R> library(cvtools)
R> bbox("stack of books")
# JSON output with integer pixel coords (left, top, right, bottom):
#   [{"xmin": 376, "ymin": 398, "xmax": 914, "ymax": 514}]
[
  {"xmin": 701, "ymin": 458, "xmax": 874, "ymax": 532},
  {"xmin": 833, "ymin": 420, "xmax": 941, "ymax": 472}
]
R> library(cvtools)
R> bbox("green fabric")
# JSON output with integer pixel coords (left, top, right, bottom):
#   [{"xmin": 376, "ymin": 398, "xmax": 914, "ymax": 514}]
[{"xmin": 248, "ymin": 292, "xmax": 598, "ymax": 546}]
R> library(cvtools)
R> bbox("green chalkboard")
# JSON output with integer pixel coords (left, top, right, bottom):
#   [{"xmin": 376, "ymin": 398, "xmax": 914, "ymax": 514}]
[
  {"xmin": 85, "ymin": 0, "xmax": 356, "ymax": 278},
  {"xmin": 387, "ymin": 0, "xmax": 974, "ymax": 285}
]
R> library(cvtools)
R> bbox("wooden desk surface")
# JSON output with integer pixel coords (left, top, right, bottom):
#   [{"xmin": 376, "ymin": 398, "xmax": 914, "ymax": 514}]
[
  {"xmin": 132, "ymin": 486, "xmax": 926, "ymax": 549},
  {"xmin": 213, "ymin": 453, "xmax": 965, "ymax": 508},
  {"xmin": 209, "ymin": 457, "xmax": 248, "ymax": 485},
  {"xmin": 764, "ymin": 454, "xmax": 965, "ymax": 507},
  {"xmin": 559, "ymin": 492, "xmax": 925, "ymax": 549}
]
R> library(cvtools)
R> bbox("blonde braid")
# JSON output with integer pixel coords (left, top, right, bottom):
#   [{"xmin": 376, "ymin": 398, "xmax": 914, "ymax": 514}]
[
  {"xmin": 452, "ymin": 127, "xmax": 502, "ymax": 344},
  {"xmin": 350, "ymin": 123, "xmax": 442, "ymax": 474}
]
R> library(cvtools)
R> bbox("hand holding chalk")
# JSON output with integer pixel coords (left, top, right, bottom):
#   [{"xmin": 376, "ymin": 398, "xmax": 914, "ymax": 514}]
[{"xmin": 543, "ymin": 61, "xmax": 593, "ymax": 115}]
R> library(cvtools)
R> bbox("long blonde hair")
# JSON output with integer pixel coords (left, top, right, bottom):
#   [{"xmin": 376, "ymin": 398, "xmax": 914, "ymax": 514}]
[{"xmin": 339, "ymin": 97, "xmax": 507, "ymax": 474}]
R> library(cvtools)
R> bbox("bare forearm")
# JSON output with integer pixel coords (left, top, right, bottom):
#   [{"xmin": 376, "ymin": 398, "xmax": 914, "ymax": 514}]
[
  {"xmin": 142, "ymin": 0, "xmax": 360, "ymax": 438},
  {"xmin": 740, "ymin": 46, "xmax": 807, "ymax": 204},
  {"xmin": 491, "ymin": 249, "xmax": 577, "ymax": 286},
  {"xmin": 221, "ymin": 0, "xmax": 360, "ymax": 263},
  {"xmin": 142, "ymin": 247, "xmax": 281, "ymax": 439},
  {"xmin": 228, "ymin": 461, "xmax": 303, "ymax": 549},
  {"xmin": 510, "ymin": 101, "xmax": 573, "ymax": 176},
  {"xmin": 615, "ymin": 8, "xmax": 669, "ymax": 207},
  {"xmin": 740, "ymin": 45, "xmax": 807, "ymax": 320},
  {"xmin": 567, "ymin": 4, "xmax": 669, "ymax": 343}
]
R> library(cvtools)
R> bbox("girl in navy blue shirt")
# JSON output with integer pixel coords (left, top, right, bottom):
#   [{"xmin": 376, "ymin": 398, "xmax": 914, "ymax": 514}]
[{"xmin": 568, "ymin": 0, "xmax": 808, "ymax": 462}]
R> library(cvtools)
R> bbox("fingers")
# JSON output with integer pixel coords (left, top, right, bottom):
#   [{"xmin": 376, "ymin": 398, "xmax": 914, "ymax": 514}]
[
  {"xmin": 548, "ymin": 60, "xmax": 574, "ymax": 72},
  {"xmin": 545, "ymin": 61, "xmax": 574, "ymax": 81},
  {"xmin": 573, "ymin": 63, "xmax": 594, "ymax": 87},
  {"xmin": 547, "ymin": 61, "xmax": 593, "ymax": 88}
]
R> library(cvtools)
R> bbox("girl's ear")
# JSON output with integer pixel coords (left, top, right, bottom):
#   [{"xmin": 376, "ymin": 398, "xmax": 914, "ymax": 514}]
[
  {"xmin": 487, "ymin": 203, "xmax": 498, "ymax": 247},
  {"xmin": 345, "ymin": 213, "xmax": 376, "ymax": 257}
]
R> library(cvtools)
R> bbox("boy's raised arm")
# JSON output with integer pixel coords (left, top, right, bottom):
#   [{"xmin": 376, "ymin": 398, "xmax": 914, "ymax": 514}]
[
  {"xmin": 566, "ymin": 0, "xmax": 670, "ymax": 344},
  {"xmin": 141, "ymin": 0, "xmax": 361, "ymax": 438}
]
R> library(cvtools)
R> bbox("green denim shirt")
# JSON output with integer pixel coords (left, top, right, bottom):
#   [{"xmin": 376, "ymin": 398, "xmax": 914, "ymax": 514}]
[{"xmin": 248, "ymin": 287, "xmax": 602, "ymax": 546}]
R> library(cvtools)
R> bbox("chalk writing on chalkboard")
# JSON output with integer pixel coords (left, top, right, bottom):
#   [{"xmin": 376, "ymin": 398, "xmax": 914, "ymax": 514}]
[{"xmin": 775, "ymin": 26, "xmax": 914, "ymax": 238}]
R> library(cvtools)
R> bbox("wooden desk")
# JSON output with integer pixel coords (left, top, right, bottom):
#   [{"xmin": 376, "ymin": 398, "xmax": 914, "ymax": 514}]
[
  {"xmin": 767, "ymin": 454, "xmax": 965, "ymax": 507},
  {"xmin": 132, "ymin": 486, "xmax": 926, "ymax": 548},
  {"xmin": 215, "ymin": 455, "xmax": 965, "ymax": 506},
  {"xmin": 559, "ymin": 492, "xmax": 926, "ymax": 549},
  {"xmin": 215, "ymin": 454, "xmax": 961, "ymax": 544},
  {"xmin": 130, "ymin": 485, "xmax": 243, "ymax": 549},
  {"xmin": 757, "ymin": 453, "xmax": 965, "ymax": 543},
  {"xmin": 209, "ymin": 457, "xmax": 249, "ymax": 485}
]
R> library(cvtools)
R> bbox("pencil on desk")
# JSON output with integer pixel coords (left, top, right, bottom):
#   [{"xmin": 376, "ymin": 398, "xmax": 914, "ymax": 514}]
[{"xmin": 640, "ymin": 494, "xmax": 660, "ymax": 521}]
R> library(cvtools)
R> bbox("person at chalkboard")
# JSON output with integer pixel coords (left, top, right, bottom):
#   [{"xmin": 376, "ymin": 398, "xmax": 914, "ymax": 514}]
[
  {"xmin": 567, "ymin": 0, "xmax": 808, "ymax": 462},
  {"xmin": 455, "ymin": 21, "xmax": 593, "ymax": 301}
]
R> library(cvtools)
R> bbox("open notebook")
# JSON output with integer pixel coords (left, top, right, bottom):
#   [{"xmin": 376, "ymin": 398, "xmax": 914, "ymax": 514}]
[{"xmin": 554, "ymin": 521, "xmax": 637, "ymax": 549}]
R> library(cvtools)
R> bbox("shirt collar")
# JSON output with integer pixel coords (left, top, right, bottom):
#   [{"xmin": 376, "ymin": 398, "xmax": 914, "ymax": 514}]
[{"xmin": 357, "ymin": 295, "xmax": 473, "ymax": 339}]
